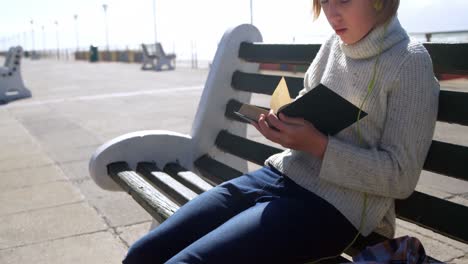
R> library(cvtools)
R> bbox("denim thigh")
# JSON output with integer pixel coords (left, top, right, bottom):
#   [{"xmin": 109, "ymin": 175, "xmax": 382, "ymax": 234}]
[
  {"xmin": 123, "ymin": 166, "xmax": 357, "ymax": 264},
  {"xmin": 123, "ymin": 166, "xmax": 284, "ymax": 264}
]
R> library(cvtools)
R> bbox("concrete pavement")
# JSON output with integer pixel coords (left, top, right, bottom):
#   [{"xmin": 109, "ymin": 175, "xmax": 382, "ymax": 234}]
[
  {"xmin": 0, "ymin": 58, "xmax": 466, "ymax": 263},
  {"xmin": 0, "ymin": 59, "xmax": 206, "ymax": 264}
]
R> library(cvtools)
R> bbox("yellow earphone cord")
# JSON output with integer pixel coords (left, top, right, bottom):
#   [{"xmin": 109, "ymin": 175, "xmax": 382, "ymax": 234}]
[{"xmin": 308, "ymin": 21, "xmax": 390, "ymax": 264}]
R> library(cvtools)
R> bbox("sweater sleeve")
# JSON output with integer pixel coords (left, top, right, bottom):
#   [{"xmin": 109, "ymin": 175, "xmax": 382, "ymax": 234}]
[{"xmin": 317, "ymin": 50, "xmax": 439, "ymax": 199}]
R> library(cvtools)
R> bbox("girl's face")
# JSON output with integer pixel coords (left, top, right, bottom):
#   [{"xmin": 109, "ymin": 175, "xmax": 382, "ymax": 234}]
[{"xmin": 320, "ymin": 0, "xmax": 378, "ymax": 44}]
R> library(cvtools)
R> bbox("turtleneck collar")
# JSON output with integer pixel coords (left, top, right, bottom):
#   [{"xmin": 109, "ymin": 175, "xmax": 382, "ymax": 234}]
[{"xmin": 339, "ymin": 16, "xmax": 408, "ymax": 60}]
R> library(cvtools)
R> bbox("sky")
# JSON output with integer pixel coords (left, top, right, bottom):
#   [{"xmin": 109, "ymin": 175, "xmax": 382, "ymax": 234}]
[{"xmin": 1, "ymin": 0, "xmax": 468, "ymax": 60}]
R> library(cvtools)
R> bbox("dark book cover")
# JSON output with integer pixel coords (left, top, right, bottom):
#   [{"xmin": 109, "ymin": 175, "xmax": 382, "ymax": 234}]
[{"xmin": 278, "ymin": 83, "xmax": 367, "ymax": 135}]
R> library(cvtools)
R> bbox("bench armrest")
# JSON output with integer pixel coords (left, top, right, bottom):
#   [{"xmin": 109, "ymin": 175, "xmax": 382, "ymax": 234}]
[
  {"xmin": 0, "ymin": 67, "xmax": 9, "ymax": 74},
  {"xmin": 89, "ymin": 130, "xmax": 193, "ymax": 191}
]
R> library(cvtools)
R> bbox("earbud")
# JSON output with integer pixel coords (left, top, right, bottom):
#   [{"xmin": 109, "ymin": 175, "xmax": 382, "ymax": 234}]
[{"xmin": 374, "ymin": 0, "xmax": 383, "ymax": 12}]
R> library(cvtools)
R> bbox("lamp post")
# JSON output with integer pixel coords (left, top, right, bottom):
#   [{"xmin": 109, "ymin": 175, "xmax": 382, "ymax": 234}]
[
  {"xmin": 23, "ymin": 32, "xmax": 28, "ymax": 51},
  {"xmin": 54, "ymin": 20, "xmax": 60, "ymax": 59},
  {"xmin": 153, "ymin": 0, "xmax": 157, "ymax": 45},
  {"xmin": 102, "ymin": 4, "xmax": 110, "ymax": 51},
  {"xmin": 42, "ymin": 26, "xmax": 46, "ymax": 55},
  {"xmin": 250, "ymin": 0, "xmax": 253, "ymax": 25},
  {"xmin": 30, "ymin": 20, "xmax": 35, "ymax": 52},
  {"xmin": 74, "ymin": 14, "xmax": 79, "ymax": 51}
]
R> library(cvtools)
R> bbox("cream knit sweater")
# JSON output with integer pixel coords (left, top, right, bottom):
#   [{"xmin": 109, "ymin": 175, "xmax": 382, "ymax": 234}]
[{"xmin": 266, "ymin": 17, "xmax": 439, "ymax": 237}]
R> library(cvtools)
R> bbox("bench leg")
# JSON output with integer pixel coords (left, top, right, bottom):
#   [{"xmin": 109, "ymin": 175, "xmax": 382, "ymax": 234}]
[
  {"xmin": 155, "ymin": 58, "xmax": 175, "ymax": 71},
  {"xmin": 141, "ymin": 58, "xmax": 156, "ymax": 70},
  {"xmin": 0, "ymin": 74, "xmax": 31, "ymax": 103}
]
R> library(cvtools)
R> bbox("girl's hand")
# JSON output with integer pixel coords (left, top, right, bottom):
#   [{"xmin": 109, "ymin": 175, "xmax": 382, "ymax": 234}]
[{"xmin": 251, "ymin": 110, "xmax": 329, "ymax": 160}]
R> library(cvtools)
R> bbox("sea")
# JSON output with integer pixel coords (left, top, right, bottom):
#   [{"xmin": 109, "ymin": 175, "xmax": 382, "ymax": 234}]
[{"xmin": 409, "ymin": 32, "xmax": 468, "ymax": 43}]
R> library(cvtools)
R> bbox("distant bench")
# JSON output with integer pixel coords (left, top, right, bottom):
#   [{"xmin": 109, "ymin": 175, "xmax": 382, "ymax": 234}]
[
  {"xmin": 0, "ymin": 46, "xmax": 31, "ymax": 104},
  {"xmin": 90, "ymin": 24, "xmax": 468, "ymax": 263},
  {"xmin": 141, "ymin": 43, "xmax": 176, "ymax": 71}
]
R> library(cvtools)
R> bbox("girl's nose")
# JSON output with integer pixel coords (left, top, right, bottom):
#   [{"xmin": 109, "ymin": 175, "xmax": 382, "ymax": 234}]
[{"xmin": 326, "ymin": 2, "xmax": 342, "ymax": 22}]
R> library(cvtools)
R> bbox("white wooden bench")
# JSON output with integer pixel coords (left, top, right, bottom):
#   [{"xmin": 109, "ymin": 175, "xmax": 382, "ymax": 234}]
[
  {"xmin": 141, "ymin": 43, "xmax": 176, "ymax": 71},
  {"xmin": 90, "ymin": 24, "xmax": 468, "ymax": 263},
  {"xmin": 0, "ymin": 46, "xmax": 31, "ymax": 104}
]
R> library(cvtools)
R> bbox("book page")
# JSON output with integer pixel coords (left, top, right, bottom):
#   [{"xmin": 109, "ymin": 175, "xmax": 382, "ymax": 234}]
[
  {"xmin": 238, "ymin": 104, "xmax": 269, "ymax": 122},
  {"xmin": 270, "ymin": 77, "xmax": 292, "ymax": 114}
]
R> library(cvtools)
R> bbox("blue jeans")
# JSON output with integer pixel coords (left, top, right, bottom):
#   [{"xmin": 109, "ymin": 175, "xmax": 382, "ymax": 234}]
[{"xmin": 123, "ymin": 166, "xmax": 357, "ymax": 264}]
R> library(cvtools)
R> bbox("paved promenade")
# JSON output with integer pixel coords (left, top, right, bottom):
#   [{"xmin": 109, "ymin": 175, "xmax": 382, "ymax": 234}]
[{"xmin": 0, "ymin": 58, "xmax": 467, "ymax": 263}]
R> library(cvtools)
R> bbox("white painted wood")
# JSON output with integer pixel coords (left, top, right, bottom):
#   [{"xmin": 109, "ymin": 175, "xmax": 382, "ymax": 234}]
[
  {"xmin": 190, "ymin": 24, "xmax": 262, "ymax": 174},
  {"xmin": 89, "ymin": 130, "xmax": 193, "ymax": 191},
  {"xmin": 89, "ymin": 24, "xmax": 263, "ymax": 191}
]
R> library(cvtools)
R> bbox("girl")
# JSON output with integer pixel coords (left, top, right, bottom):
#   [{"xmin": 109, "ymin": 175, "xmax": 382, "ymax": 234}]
[{"xmin": 123, "ymin": 0, "xmax": 439, "ymax": 263}]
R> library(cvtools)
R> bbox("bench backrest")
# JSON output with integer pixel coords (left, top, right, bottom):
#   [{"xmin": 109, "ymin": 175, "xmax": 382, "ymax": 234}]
[
  {"xmin": 141, "ymin": 43, "xmax": 150, "ymax": 57},
  {"xmin": 4, "ymin": 47, "xmax": 18, "ymax": 68},
  {"xmin": 1, "ymin": 46, "xmax": 22, "ymax": 77},
  {"xmin": 141, "ymin": 43, "xmax": 169, "ymax": 58},
  {"xmin": 3, "ymin": 47, "xmax": 13, "ymax": 67},
  {"xmin": 155, "ymin": 43, "xmax": 167, "ymax": 57},
  {"xmin": 188, "ymin": 24, "xmax": 468, "ymax": 249}
]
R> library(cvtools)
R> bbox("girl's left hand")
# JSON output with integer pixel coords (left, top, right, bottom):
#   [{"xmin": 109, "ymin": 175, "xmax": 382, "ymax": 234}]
[{"xmin": 251, "ymin": 110, "xmax": 329, "ymax": 160}]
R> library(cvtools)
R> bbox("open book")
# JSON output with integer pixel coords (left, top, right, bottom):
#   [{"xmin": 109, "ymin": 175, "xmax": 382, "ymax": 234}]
[{"xmin": 234, "ymin": 77, "xmax": 367, "ymax": 135}]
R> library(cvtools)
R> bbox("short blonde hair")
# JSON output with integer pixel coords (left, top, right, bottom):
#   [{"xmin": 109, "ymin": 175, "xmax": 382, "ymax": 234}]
[{"xmin": 312, "ymin": 0, "xmax": 400, "ymax": 25}]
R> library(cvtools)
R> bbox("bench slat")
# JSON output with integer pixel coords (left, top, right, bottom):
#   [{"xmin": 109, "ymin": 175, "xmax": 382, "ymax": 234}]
[
  {"xmin": 239, "ymin": 43, "xmax": 468, "ymax": 75},
  {"xmin": 396, "ymin": 191, "xmax": 468, "ymax": 243},
  {"xmin": 423, "ymin": 140, "xmax": 468, "ymax": 181},
  {"xmin": 225, "ymin": 99, "xmax": 249, "ymax": 123},
  {"xmin": 215, "ymin": 130, "xmax": 282, "ymax": 166},
  {"xmin": 438, "ymin": 90, "xmax": 468, "ymax": 126},
  {"xmin": 164, "ymin": 162, "xmax": 214, "ymax": 194},
  {"xmin": 136, "ymin": 162, "xmax": 198, "ymax": 205},
  {"xmin": 107, "ymin": 162, "xmax": 179, "ymax": 222},
  {"xmin": 424, "ymin": 43, "xmax": 468, "ymax": 75},
  {"xmin": 232, "ymin": 71, "xmax": 304, "ymax": 97},
  {"xmin": 225, "ymin": 99, "xmax": 271, "ymax": 124},
  {"xmin": 225, "ymin": 100, "xmax": 268, "ymax": 124},
  {"xmin": 194, "ymin": 155, "xmax": 243, "ymax": 185},
  {"xmin": 213, "ymin": 131, "xmax": 468, "ymax": 243},
  {"xmin": 239, "ymin": 42, "xmax": 321, "ymax": 64},
  {"xmin": 216, "ymin": 127, "xmax": 468, "ymax": 183},
  {"xmin": 232, "ymin": 73, "xmax": 468, "ymax": 126}
]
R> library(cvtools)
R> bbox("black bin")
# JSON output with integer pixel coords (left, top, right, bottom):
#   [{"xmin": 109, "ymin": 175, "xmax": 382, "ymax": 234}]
[{"xmin": 89, "ymin": 45, "xmax": 99, "ymax": 62}]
